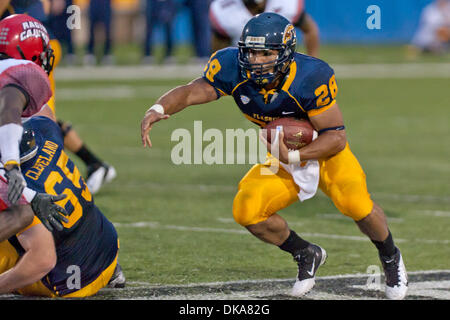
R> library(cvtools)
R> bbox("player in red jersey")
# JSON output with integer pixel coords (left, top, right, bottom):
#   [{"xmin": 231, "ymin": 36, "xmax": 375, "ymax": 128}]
[
  {"xmin": 209, "ymin": 0, "xmax": 320, "ymax": 57},
  {"xmin": 0, "ymin": 14, "xmax": 68, "ymax": 240}
]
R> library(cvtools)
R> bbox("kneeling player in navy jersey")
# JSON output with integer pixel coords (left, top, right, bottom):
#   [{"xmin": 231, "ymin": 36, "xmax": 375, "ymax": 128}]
[{"xmin": 0, "ymin": 116, "xmax": 124, "ymax": 297}]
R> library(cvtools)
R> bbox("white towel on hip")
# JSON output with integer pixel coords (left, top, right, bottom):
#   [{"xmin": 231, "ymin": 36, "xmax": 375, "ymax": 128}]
[{"xmin": 271, "ymin": 127, "xmax": 320, "ymax": 202}]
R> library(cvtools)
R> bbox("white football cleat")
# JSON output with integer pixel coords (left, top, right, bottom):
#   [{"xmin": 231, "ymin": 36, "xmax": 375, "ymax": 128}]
[
  {"xmin": 291, "ymin": 244, "xmax": 327, "ymax": 297},
  {"xmin": 380, "ymin": 247, "xmax": 408, "ymax": 300},
  {"xmin": 107, "ymin": 263, "xmax": 126, "ymax": 288},
  {"xmin": 86, "ymin": 163, "xmax": 117, "ymax": 194}
]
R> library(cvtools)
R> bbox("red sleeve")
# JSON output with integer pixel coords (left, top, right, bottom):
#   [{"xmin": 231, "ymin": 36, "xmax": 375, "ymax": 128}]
[
  {"xmin": 0, "ymin": 175, "xmax": 9, "ymax": 211},
  {"xmin": 2, "ymin": 63, "xmax": 52, "ymax": 118}
]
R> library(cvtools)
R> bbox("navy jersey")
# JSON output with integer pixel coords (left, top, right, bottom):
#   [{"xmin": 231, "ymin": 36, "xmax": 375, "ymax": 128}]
[
  {"xmin": 19, "ymin": 116, "xmax": 118, "ymax": 296},
  {"xmin": 202, "ymin": 48, "xmax": 338, "ymax": 127}
]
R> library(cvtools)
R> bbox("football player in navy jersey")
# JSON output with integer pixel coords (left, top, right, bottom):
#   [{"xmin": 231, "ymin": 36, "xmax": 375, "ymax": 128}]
[
  {"xmin": 140, "ymin": 13, "xmax": 408, "ymax": 299},
  {"xmin": 0, "ymin": 115, "xmax": 124, "ymax": 297}
]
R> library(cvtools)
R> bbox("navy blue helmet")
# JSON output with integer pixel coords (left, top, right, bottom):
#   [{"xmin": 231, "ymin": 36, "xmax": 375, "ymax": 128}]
[
  {"xmin": 238, "ymin": 12, "xmax": 297, "ymax": 86},
  {"xmin": 19, "ymin": 122, "xmax": 38, "ymax": 164},
  {"xmin": 243, "ymin": 0, "xmax": 265, "ymax": 6}
]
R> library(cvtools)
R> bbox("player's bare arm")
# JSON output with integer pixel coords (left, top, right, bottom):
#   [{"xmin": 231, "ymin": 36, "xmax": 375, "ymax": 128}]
[
  {"xmin": 0, "ymin": 85, "xmax": 27, "ymax": 127},
  {"xmin": 0, "ymin": 205, "xmax": 34, "ymax": 242},
  {"xmin": 299, "ymin": 102, "xmax": 347, "ymax": 160},
  {"xmin": 296, "ymin": 13, "xmax": 320, "ymax": 58},
  {"xmin": 0, "ymin": 86, "xmax": 29, "ymax": 204},
  {"xmin": 141, "ymin": 77, "xmax": 218, "ymax": 147},
  {"xmin": 0, "ymin": 223, "xmax": 56, "ymax": 293},
  {"xmin": 0, "ymin": 86, "xmax": 69, "ymax": 231}
]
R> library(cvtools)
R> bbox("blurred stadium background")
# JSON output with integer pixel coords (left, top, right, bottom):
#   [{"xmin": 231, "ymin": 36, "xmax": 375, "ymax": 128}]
[
  {"xmin": 48, "ymin": 0, "xmax": 449, "ymax": 300},
  {"xmin": 57, "ymin": 0, "xmax": 450, "ymax": 65}
]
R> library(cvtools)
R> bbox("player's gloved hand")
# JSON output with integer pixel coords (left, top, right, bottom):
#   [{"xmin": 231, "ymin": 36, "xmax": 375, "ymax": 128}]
[
  {"xmin": 4, "ymin": 163, "xmax": 27, "ymax": 205},
  {"xmin": 31, "ymin": 193, "xmax": 69, "ymax": 232}
]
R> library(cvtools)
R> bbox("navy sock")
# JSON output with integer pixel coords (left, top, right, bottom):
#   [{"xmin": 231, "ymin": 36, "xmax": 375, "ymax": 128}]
[
  {"xmin": 371, "ymin": 230, "xmax": 396, "ymax": 257},
  {"xmin": 279, "ymin": 230, "xmax": 310, "ymax": 256},
  {"xmin": 75, "ymin": 145, "xmax": 102, "ymax": 168}
]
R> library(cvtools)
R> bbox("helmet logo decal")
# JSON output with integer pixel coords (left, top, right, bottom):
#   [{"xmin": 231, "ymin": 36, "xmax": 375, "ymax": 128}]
[
  {"xmin": 245, "ymin": 36, "xmax": 266, "ymax": 48},
  {"xmin": 282, "ymin": 24, "xmax": 295, "ymax": 45},
  {"xmin": 0, "ymin": 28, "xmax": 9, "ymax": 45},
  {"xmin": 20, "ymin": 21, "xmax": 49, "ymax": 44}
]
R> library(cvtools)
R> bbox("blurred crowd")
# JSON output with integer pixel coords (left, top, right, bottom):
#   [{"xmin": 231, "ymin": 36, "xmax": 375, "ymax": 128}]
[
  {"xmin": 36, "ymin": 0, "xmax": 450, "ymax": 66},
  {"xmin": 45, "ymin": 0, "xmax": 212, "ymax": 66},
  {"xmin": 408, "ymin": 0, "xmax": 450, "ymax": 57},
  {"xmin": 51, "ymin": 0, "xmax": 320, "ymax": 66}
]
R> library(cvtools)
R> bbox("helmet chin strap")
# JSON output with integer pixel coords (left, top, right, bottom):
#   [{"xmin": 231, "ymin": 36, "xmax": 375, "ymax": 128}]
[{"xmin": 16, "ymin": 45, "xmax": 27, "ymax": 60}]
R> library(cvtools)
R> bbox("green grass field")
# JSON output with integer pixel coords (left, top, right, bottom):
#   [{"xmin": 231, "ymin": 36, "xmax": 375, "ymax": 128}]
[{"xmin": 53, "ymin": 52, "xmax": 450, "ymax": 290}]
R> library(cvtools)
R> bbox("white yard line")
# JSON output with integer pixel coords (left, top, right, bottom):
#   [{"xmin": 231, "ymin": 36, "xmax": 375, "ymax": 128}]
[
  {"xmin": 126, "ymin": 289, "xmax": 370, "ymax": 300},
  {"xmin": 118, "ymin": 270, "xmax": 450, "ymax": 300},
  {"xmin": 372, "ymin": 192, "xmax": 450, "ymax": 203},
  {"xmin": 315, "ymin": 213, "xmax": 404, "ymax": 223},
  {"xmin": 125, "ymin": 269, "xmax": 450, "ymax": 289},
  {"xmin": 114, "ymin": 221, "xmax": 450, "ymax": 244},
  {"xmin": 109, "ymin": 180, "xmax": 450, "ymax": 204},
  {"xmin": 2, "ymin": 270, "xmax": 448, "ymax": 300},
  {"xmin": 415, "ymin": 210, "xmax": 450, "ymax": 217},
  {"xmin": 352, "ymin": 280, "xmax": 450, "ymax": 300}
]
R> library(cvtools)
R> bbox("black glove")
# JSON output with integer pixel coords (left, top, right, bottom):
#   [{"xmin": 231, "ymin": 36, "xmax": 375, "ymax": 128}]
[
  {"xmin": 4, "ymin": 164, "xmax": 26, "ymax": 205},
  {"xmin": 31, "ymin": 193, "xmax": 69, "ymax": 232}
]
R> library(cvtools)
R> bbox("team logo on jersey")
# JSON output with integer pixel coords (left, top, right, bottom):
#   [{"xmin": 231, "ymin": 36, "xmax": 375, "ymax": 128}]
[
  {"xmin": 240, "ymin": 95, "xmax": 250, "ymax": 104},
  {"xmin": 282, "ymin": 24, "xmax": 295, "ymax": 45},
  {"xmin": 20, "ymin": 21, "xmax": 49, "ymax": 44}
]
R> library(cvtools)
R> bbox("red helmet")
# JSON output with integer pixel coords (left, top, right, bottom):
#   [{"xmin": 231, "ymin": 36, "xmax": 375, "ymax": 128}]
[{"xmin": 0, "ymin": 14, "xmax": 54, "ymax": 74}]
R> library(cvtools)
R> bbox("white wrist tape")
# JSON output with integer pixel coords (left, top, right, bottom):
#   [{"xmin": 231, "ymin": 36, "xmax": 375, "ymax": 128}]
[
  {"xmin": 288, "ymin": 150, "xmax": 301, "ymax": 165},
  {"xmin": 0, "ymin": 123, "xmax": 23, "ymax": 165},
  {"xmin": 23, "ymin": 186, "xmax": 36, "ymax": 202},
  {"xmin": 149, "ymin": 104, "xmax": 164, "ymax": 115}
]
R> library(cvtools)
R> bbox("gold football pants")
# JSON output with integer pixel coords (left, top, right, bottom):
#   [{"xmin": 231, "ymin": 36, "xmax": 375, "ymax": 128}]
[
  {"xmin": 0, "ymin": 240, "xmax": 118, "ymax": 297},
  {"xmin": 233, "ymin": 143, "xmax": 374, "ymax": 226},
  {"xmin": 47, "ymin": 38, "xmax": 63, "ymax": 114}
]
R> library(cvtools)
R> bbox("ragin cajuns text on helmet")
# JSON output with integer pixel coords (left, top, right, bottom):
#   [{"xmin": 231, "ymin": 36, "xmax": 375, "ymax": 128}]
[{"xmin": 0, "ymin": 14, "xmax": 54, "ymax": 74}]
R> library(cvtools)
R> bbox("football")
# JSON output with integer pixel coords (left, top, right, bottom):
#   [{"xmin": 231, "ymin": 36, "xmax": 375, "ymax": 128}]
[{"xmin": 265, "ymin": 117, "xmax": 315, "ymax": 150}]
